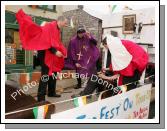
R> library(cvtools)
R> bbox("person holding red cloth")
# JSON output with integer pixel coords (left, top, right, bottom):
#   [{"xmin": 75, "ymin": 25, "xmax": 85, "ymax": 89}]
[
  {"xmin": 16, "ymin": 9, "xmax": 67, "ymax": 101},
  {"xmin": 99, "ymin": 34, "xmax": 149, "ymax": 91}
]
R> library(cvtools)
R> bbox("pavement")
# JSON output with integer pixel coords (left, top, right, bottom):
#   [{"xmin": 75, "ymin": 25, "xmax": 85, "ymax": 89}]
[{"xmin": 33, "ymin": 86, "xmax": 98, "ymax": 113}]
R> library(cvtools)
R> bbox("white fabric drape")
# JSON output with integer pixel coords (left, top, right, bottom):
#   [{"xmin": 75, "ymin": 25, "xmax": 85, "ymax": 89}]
[{"xmin": 103, "ymin": 34, "xmax": 132, "ymax": 71}]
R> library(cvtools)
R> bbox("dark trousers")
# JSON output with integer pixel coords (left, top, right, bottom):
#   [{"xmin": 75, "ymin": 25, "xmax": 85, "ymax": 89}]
[
  {"xmin": 122, "ymin": 70, "xmax": 140, "ymax": 91},
  {"xmin": 37, "ymin": 50, "xmax": 57, "ymax": 101},
  {"xmin": 80, "ymin": 78, "xmax": 103, "ymax": 96},
  {"xmin": 80, "ymin": 75, "xmax": 115, "ymax": 96},
  {"xmin": 77, "ymin": 77, "xmax": 81, "ymax": 87},
  {"xmin": 38, "ymin": 64, "xmax": 57, "ymax": 97},
  {"xmin": 76, "ymin": 67, "xmax": 81, "ymax": 87},
  {"xmin": 33, "ymin": 55, "xmax": 40, "ymax": 69}
]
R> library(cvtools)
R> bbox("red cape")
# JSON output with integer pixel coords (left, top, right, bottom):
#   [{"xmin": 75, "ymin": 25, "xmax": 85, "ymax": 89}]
[
  {"xmin": 16, "ymin": 9, "xmax": 67, "ymax": 75},
  {"xmin": 110, "ymin": 40, "xmax": 149, "ymax": 85}
]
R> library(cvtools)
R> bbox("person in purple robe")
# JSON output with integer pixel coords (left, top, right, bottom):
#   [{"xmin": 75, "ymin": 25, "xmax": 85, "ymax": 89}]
[{"xmin": 65, "ymin": 26, "xmax": 100, "ymax": 89}]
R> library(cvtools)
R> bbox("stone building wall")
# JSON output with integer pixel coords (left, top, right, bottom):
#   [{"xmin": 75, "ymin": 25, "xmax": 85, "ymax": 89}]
[{"xmin": 62, "ymin": 8, "xmax": 102, "ymax": 48}]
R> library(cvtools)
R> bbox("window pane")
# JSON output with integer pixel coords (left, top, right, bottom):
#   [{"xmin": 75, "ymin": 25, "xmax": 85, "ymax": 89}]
[
  {"xmin": 5, "ymin": 29, "xmax": 14, "ymax": 43},
  {"xmin": 47, "ymin": 5, "xmax": 54, "ymax": 10},
  {"xmin": 5, "ymin": 29, "xmax": 25, "ymax": 65},
  {"xmin": 38, "ymin": 5, "xmax": 54, "ymax": 10},
  {"xmin": 38, "ymin": 5, "xmax": 43, "ymax": 8}
]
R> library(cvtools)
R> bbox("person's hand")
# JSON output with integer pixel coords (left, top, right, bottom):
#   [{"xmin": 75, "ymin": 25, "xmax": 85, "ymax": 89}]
[
  {"xmin": 33, "ymin": 50, "xmax": 38, "ymax": 56},
  {"xmin": 85, "ymin": 32, "xmax": 91, "ymax": 38},
  {"xmin": 108, "ymin": 74, "xmax": 120, "ymax": 81},
  {"xmin": 98, "ymin": 73, "xmax": 108, "ymax": 80},
  {"xmin": 101, "ymin": 68, "xmax": 106, "ymax": 73},
  {"xmin": 75, "ymin": 63, "xmax": 81, "ymax": 68},
  {"xmin": 63, "ymin": 55, "xmax": 67, "ymax": 58},
  {"xmin": 55, "ymin": 51, "xmax": 64, "ymax": 57}
]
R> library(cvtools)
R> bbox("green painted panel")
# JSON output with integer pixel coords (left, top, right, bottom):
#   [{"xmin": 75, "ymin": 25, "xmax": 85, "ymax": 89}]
[
  {"xmin": 25, "ymin": 50, "xmax": 33, "ymax": 66},
  {"xmin": 5, "ymin": 23, "xmax": 19, "ymax": 29},
  {"xmin": 5, "ymin": 11, "xmax": 17, "ymax": 23},
  {"xmin": 35, "ymin": 17, "xmax": 52, "ymax": 25}
]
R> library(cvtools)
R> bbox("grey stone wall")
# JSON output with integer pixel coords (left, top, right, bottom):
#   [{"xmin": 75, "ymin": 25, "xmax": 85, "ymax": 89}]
[{"xmin": 62, "ymin": 9, "xmax": 102, "ymax": 48}]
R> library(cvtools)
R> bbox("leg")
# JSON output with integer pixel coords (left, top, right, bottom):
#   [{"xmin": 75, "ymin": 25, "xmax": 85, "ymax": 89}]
[
  {"xmin": 74, "ymin": 76, "xmax": 82, "ymax": 89},
  {"xmin": 122, "ymin": 70, "xmax": 140, "ymax": 91},
  {"xmin": 80, "ymin": 76, "xmax": 111, "ymax": 96},
  {"xmin": 48, "ymin": 72, "xmax": 61, "ymax": 97},
  {"xmin": 37, "ymin": 64, "xmax": 49, "ymax": 102},
  {"xmin": 77, "ymin": 77, "xmax": 82, "ymax": 87},
  {"xmin": 80, "ymin": 77, "xmax": 99, "ymax": 96}
]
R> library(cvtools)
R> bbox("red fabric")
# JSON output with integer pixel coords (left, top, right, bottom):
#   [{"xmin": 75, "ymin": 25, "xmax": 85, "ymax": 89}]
[
  {"xmin": 109, "ymin": 40, "xmax": 149, "ymax": 85},
  {"xmin": 16, "ymin": 9, "xmax": 67, "ymax": 75},
  {"xmin": 45, "ymin": 44, "xmax": 66, "ymax": 75}
]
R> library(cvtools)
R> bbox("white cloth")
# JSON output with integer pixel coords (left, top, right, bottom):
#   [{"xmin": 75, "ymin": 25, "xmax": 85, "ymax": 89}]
[
  {"xmin": 103, "ymin": 34, "xmax": 132, "ymax": 71},
  {"xmin": 103, "ymin": 48, "xmax": 108, "ymax": 68}
]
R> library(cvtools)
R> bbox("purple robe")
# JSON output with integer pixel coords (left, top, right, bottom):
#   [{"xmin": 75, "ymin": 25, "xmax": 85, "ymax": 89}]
[{"xmin": 65, "ymin": 34, "xmax": 100, "ymax": 76}]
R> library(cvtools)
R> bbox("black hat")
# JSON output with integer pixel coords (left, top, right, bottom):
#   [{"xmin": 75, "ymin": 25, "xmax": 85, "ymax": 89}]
[{"xmin": 77, "ymin": 25, "xmax": 86, "ymax": 33}]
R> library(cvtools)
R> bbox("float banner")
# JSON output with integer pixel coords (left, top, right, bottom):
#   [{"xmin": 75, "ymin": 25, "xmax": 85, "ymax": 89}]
[{"xmin": 51, "ymin": 84, "xmax": 152, "ymax": 119}]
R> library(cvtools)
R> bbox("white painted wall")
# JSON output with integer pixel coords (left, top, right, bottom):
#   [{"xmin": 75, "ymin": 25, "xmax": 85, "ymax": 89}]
[{"xmin": 102, "ymin": 8, "xmax": 155, "ymax": 46}]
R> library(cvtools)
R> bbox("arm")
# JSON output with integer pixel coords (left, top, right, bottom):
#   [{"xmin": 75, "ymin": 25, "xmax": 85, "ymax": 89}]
[
  {"xmin": 69, "ymin": 40, "xmax": 82, "ymax": 68},
  {"xmin": 85, "ymin": 32, "xmax": 97, "ymax": 45},
  {"xmin": 49, "ymin": 47, "xmax": 57, "ymax": 54},
  {"xmin": 68, "ymin": 40, "xmax": 78, "ymax": 63},
  {"xmin": 49, "ymin": 46, "xmax": 65, "ymax": 57},
  {"xmin": 98, "ymin": 63, "xmax": 120, "ymax": 81},
  {"xmin": 89, "ymin": 35, "xmax": 97, "ymax": 45},
  {"xmin": 98, "ymin": 73, "xmax": 120, "ymax": 81}
]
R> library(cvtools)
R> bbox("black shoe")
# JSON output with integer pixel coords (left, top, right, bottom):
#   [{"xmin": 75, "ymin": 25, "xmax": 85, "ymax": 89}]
[
  {"xmin": 48, "ymin": 94, "xmax": 61, "ymax": 97},
  {"xmin": 74, "ymin": 85, "xmax": 81, "ymax": 89}
]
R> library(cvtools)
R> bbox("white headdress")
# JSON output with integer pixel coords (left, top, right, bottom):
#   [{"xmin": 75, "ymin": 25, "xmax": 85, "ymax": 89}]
[{"xmin": 103, "ymin": 34, "xmax": 132, "ymax": 71}]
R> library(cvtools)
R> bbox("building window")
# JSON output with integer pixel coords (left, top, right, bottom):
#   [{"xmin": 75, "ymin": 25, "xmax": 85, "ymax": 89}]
[
  {"xmin": 5, "ymin": 29, "xmax": 25, "ymax": 65},
  {"xmin": 29, "ymin": 5, "xmax": 56, "ymax": 12}
]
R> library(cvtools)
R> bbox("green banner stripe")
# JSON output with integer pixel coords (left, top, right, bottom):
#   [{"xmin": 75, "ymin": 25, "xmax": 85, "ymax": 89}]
[
  {"xmin": 33, "ymin": 107, "xmax": 38, "ymax": 119},
  {"xmin": 73, "ymin": 98, "xmax": 79, "ymax": 107}
]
